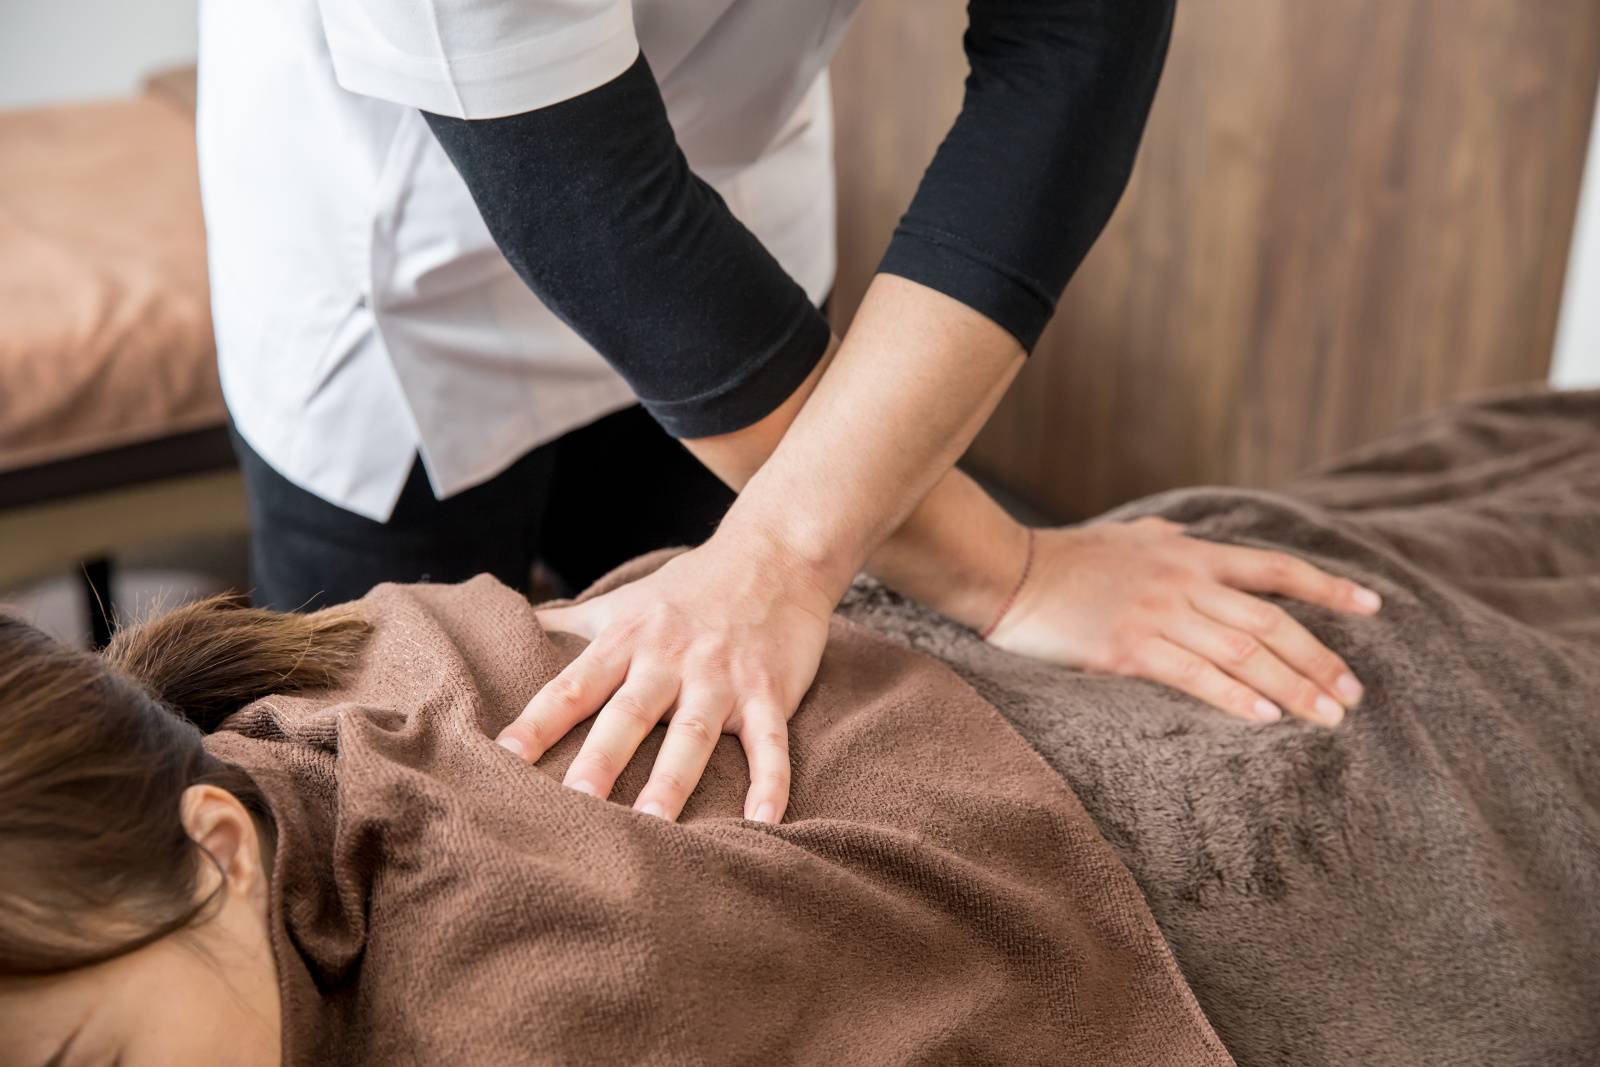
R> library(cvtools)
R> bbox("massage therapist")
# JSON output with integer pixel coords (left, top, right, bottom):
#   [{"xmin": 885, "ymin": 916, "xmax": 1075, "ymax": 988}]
[{"xmin": 199, "ymin": 0, "xmax": 1381, "ymax": 825}]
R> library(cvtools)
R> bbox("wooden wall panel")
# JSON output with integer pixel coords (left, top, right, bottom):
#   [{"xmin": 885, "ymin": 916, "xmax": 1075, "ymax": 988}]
[{"xmin": 830, "ymin": 0, "xmax": 1600, "ymax": 520}]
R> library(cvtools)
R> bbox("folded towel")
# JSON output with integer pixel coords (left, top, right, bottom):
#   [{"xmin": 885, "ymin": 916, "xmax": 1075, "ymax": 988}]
[
  {"xmin": 206, "ymin": 571, "xmax": 1230, "ymax": 1063},
  {"xmin": 841, "ymin": 387, "xmax": 1600, "ymax": 1066}
]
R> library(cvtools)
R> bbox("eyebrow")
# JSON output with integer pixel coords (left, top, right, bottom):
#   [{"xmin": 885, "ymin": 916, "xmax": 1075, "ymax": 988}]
[{"xmin": 37, "ymin": 1022, "xmax": 83, "ymax": 1067}]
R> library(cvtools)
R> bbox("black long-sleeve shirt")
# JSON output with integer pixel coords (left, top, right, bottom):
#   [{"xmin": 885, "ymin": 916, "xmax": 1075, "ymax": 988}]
[{"xmin": 425, "ymin": 0, "xmax": 1175, "ymax": 439}]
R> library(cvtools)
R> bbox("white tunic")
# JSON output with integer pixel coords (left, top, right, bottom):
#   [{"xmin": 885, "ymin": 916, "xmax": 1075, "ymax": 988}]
[{"xmin": 197, "ymin": 0, "xmax": 854, "ymax": 520}]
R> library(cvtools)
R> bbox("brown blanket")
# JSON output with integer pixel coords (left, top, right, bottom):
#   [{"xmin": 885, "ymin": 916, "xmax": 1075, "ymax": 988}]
[
  {"xmin": 842, "ymin": 387, "xmax": 1600, "ymax": 1066},
  {"xmin": 206, "ymin": 578, "xmax": 1230, "ymax": 1063}
]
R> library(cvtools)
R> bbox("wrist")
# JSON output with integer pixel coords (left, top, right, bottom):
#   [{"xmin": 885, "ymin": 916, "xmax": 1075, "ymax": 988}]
[
  {"xmin": 862, "ymin": 472, "xmax": 1034, "ymax": 633},
  {"xmin": 977, "ymin": 525, "xmax": 1036, "ymax": 639},
  {"xmin": 944, "ymin": 518, "xmax": 1033, "ymax": 635},
  {"xmin": 709, "ymin": 506, "xmax": 857, "ymax": 615}
]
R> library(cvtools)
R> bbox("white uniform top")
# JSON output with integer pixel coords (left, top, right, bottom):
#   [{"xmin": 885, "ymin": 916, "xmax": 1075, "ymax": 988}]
[{"xmin": 197, "ymin": 0, "xmax": 856, "ymax": 521}]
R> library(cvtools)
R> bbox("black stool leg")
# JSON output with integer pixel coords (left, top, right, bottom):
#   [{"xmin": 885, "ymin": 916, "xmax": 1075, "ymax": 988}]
[{"xmin": 81, "ymin": 556, "xmax": 115, "ymax": 649}]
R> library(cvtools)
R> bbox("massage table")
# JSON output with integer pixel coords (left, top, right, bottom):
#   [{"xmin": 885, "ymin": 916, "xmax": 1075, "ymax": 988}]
[{"xmin": 0, "ymin": 68, "xmax": 243, "ymax": 643}]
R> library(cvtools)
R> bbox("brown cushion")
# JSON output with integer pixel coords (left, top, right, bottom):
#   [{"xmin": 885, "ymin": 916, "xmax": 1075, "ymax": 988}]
[{"xmin": 0, "ymin": 92, "xmax": 221, "ymax": 473}]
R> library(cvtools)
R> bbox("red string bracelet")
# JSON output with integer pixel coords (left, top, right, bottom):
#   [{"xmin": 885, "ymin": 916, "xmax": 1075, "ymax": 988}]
[{"xmin": 979, "ymin": 527, "xmax": 1036, "ymax": 641}]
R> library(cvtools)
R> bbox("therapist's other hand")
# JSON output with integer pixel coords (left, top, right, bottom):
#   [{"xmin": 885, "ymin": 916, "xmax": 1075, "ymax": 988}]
[
  {"xmin": 496, "ymin": 530, "xmax": 835, "ymax": 824},
  {"xmin": 987, "ymin": 518, "xmax": 1380, "ymax": 727}
]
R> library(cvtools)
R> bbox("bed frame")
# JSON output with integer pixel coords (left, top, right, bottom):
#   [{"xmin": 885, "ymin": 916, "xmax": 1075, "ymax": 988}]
[{"xmin": 0, "ymin": 428, "xmax": 245, "ymax": 644}]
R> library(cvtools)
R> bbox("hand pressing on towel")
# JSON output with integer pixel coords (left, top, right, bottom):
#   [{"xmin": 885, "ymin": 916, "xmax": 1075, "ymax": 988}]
[
  {"xmin": 498, "ymin": 526, "xmax": 835, "ymax": 824},
  {"xmin": 984, "ymin": 517, "xmax": 1381, "ymax": 726},
  {"xmin": 496, "ymin": 278, "xmax": 1033, "ymax": 823}
]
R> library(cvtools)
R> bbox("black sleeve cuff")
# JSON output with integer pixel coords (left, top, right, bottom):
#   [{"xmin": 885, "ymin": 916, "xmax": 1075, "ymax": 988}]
[
  {"xmin": 640, "ymin": 303, "xmax": 831, "ymax": 438},
  {"xmin": 878, "ymin": 222, "xmax": 1058, "ymax": 352}
]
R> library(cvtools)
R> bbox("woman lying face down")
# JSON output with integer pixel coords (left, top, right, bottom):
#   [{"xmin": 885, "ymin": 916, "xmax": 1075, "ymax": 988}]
[
  {"xmin": 0, "ymin": 603, "xmax": 368, "ymax": 1067},
  {"xmin": 7, "ymin": 390, "xmax": 1589, "ymax": 1067},
  {"xmin": 0, "ymin": 579, "xmax": 1231, "ymax": 1067}
]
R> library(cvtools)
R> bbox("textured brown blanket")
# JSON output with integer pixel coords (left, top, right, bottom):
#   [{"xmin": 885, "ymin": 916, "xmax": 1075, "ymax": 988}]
[
  {"xmin": 205, "ymin": 578, "xmax": 1230, "ymax": 1063},
  {"xmin": 843, "ymin": 387, "xmax": 1600, "ymax": 1066}
]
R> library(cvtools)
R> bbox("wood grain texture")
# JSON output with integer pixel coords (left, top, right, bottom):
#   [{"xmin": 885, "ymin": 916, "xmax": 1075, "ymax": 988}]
[{"xmin": 830, "ymin": 0, "xmax": 1600, "ymax": 519}]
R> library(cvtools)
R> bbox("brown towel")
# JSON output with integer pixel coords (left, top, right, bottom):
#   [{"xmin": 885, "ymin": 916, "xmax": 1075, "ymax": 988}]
[
  {"xmin": 840, "ymin": 387, "xmax": 1600, "ymax": 1066},
  {"xmin": 206, "ymin": 571, "xmax": 1231, "ymax": 1063}
]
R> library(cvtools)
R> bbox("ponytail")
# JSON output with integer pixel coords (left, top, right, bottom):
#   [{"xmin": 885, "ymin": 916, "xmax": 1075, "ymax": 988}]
[
  {"xmin": 106, "ymin": 594, "xmax": 371, "ymax": 731},
  {"xmin": 0, "ymin": 596, "xmax": 369, "ymax": 976}
]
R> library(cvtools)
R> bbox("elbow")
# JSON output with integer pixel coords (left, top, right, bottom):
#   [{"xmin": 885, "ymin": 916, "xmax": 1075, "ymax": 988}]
[
  {"xmin": 1075, "ymin": 0, "xmax": 1177, "ymax": 92},
  {"xmin": 968, "ymin": 0, "xmax": 1176, "ymax": 109},
  {"xmin": 1057, "ymin": 0, "xmax": 1176, "ymax": 122},
  {"xmin": 1095, "ymin": 0, "xmax": 1176, "ymax": 50}
]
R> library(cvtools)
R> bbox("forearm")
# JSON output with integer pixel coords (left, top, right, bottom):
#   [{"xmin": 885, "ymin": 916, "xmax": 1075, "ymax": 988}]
[
  {"xmin": 863, "ymin": 469, "xmax": 1030, "ymax": 631},
  {"xmin": 684, "ymin": 338, "xmax": 1028, "ymax": 630},
  {"xmin": 424, "ymin": 1, "xmax": 1171, "ymax": 620},
  {"xmin": 690, "ymin": 0, "xmax": 1173, "ymax": 611},
  {"xmin": 426, "ymin": 51, "xmax": 1028, "ymax": 621},
  {"xmin": 685, "ymin": 274, "xmax": 1026, "ymax": 613},
  {"xmin": 691, "ymin": 412, "xmax": 1027, "ymax": 632}
]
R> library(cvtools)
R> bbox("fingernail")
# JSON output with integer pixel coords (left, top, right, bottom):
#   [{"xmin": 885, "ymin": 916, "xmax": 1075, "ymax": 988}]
[
  {"xmin": 496, "ymin": 735, "xmax": 528, "ymax": 759},
  {"xmin": 752, "ymin": 803, "xmax": 777, "ymax": 824},
  {"xmin": 1353, "ymin": 587, "xmax": 1382, "ymax": 612},
  {"xmin": 567, "ymin": 779, "xmax": 599, "ymax": 798},
  {"xmin": 1314, "ymin": 695, "xmax": 1345, "ymax": 726},
  {"xmin": 1254, "ymin": 699, "xmax": 1282, "ymax": 723},
  {"xmin": 1335, "ymin": 672, "xmax": 1363, "ymax": 704},
  {"xmin": 638, "ymin": 801, "xmax": 669, "ymax": 820}
]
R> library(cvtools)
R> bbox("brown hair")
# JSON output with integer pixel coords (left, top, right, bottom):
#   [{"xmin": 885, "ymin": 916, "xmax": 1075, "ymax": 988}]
[{"xmin": 0, "ymin": 595, "xmax": 369, "ymax": 977}]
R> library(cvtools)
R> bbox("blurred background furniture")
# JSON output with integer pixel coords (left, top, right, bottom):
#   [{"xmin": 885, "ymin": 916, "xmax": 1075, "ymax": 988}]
[
  {"xmin": 0, "ymin": 69, "xmax": 242, "ymax": 644},
  {"xmin": 830, "ymin": 0, "xmax": 1600, "ymax": 520}
]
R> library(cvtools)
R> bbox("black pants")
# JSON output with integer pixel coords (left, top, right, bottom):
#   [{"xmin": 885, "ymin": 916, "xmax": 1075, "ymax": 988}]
[{"xmin": 233, "ymin": 405, "xmax": 734, "ymax": 611}]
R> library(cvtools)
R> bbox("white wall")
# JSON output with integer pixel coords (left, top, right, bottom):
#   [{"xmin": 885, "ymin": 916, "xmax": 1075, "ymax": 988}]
[
  {"xmin": 0, "ymin": 0, "xmax": 198, "ymax": 108},
  {"xmin": 1551, "ymin": 74, "xmax": 1600, "ymax": 388}
]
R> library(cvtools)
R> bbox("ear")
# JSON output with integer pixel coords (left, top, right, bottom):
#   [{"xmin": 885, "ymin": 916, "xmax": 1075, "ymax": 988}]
[{"xmin": 179, "ymin": 785, "xmax": 268, "ymax": 908}]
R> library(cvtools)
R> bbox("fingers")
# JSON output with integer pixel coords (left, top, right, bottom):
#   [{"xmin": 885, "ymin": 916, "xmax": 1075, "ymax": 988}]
[
  {"xmin": 1191, "ymin": 585, "xmax": 1362, "ymax": 724},
  {"xmin": 562, "ymin": 667, "xmax": 680, "ymax": 800},
  {"xmin": 497, "ymin": 636, "xmax": 629, "ymax": 760},
  {"xmin": 1129, "ymin": 637, "xmax": 1284, "ymax": 725},
  {"xmin": 737, "ymin": 702, "xmax": 792, "ymax": 825},
  {"xmin": 1208, "ymin": 545, "xmax": 1381, "ymax": 616},
  {"xmin": 633, "ymin": 687, "xmax": 735, "ymax": 821},
  {"xmin": 1161, "ymin": 610, "xmax": 1346, "ymax": 728},
  {"xmin": 533, "ymin": 602, "xmax": 595, "ymax": 637}
]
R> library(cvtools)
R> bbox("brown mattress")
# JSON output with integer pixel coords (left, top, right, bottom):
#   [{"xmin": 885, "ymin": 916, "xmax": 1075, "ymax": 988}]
[{"xmin": 0, "ymin": 86, "xmax": 222, "ymax": 475}]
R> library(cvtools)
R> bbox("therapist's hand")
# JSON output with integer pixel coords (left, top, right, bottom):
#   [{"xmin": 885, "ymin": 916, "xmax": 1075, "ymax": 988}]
[
  {"xmin": 496, "ymin": 528, "xmax": 835, "ymax": 824},
  {"xmin": 987, "ymin": 518, "xmax": 1381, "ymax": 727}
]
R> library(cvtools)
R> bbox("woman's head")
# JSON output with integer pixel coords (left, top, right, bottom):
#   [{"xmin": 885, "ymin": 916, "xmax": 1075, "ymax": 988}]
[{"xmin": 0, "ymin": 597, "xmax": 368, "ymax": 1067}]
